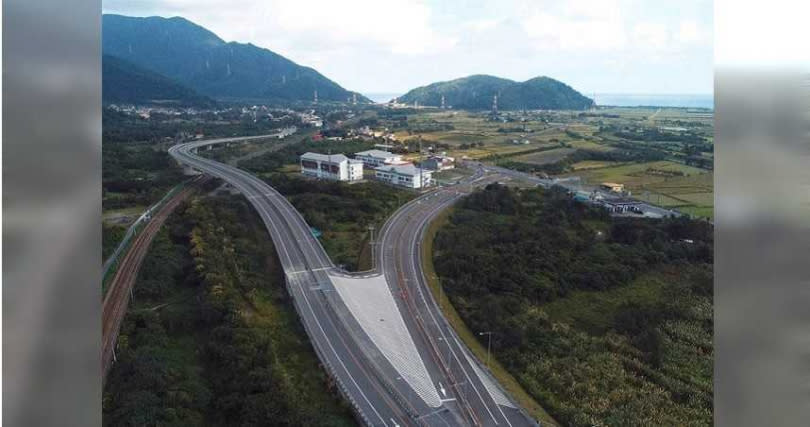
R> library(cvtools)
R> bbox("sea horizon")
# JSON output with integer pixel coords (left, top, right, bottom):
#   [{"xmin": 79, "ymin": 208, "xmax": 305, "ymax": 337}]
[{"xmin": 364, "ymin": 92, "xmax": 714, "ymax": 109}]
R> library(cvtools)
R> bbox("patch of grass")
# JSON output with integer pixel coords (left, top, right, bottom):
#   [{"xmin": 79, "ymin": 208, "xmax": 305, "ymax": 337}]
[
  {"xmin": 571, "ymin": 160, "xmax": 622, "ymax": 170},
  {"xmin": 515, "ymin": 147, "xmax": 577, "ymax": 165},
  {"xmin": 421, "ymin": 207, "xmax": 559, "ymax": 426},
  {"xmin": 564, "ymin": 161, "xmax": 714, "ymax": 218}
]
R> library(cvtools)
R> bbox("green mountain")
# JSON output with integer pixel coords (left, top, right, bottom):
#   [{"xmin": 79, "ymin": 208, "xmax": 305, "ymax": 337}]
[
  {"xmin": 102, "ymin": 54, "xmax": 216, "ymax": 107},
  {"xmin": 102, "ymin": 14, "xmax": 369, "ymax": 103},
  {"xmin": 398, "ymin": 74, "xmax": 594, "ymax": 110}
]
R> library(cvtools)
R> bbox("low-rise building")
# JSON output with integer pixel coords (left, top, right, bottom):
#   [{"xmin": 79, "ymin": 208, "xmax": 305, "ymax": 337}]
[
  {"xmin": 600, "ymin": 182, "xmax": 625, "ymax": 193},
  {"xmin": 599, "ymin": 198, "xmax": 643, "ymax": 214},
  {"xmin": 375, "ymin": 164, "xmax": 433, "ymax": 189},
  {"xmin": 300, "ymin": 152, "xmax": 363, "ymax": 182},
  {"xmin": 354, "ymin": 149, "xmax": 403, "ymax": 167},
  {"xmin": 422, "ymin": 155, "xmax": 455, "ymax": 171}
]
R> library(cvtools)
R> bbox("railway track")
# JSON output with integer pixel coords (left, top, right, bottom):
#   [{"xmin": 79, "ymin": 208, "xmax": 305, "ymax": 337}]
[{"xmin": 101, "ymin": 176, "xmax": 206, "ymax": 383}]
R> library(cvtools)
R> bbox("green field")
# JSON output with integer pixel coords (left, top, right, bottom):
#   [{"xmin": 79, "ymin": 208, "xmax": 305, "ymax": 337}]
[
  {"xmin": 563, "ymin": 161, "xmax": 714, "ymax": 217},
  {"xmin": 515, "ymin": 147, "xmax": 577, "ymax": 165}
]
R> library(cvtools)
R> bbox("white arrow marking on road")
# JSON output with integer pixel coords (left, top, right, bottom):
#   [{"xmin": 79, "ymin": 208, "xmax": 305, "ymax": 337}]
[
  {"xmin": 439, "ymin": 381, "xmax": 447, "ymax": 398},
  {"xmin": 390, "ymin": 418, "xmax": 400, "ymax": 427}
]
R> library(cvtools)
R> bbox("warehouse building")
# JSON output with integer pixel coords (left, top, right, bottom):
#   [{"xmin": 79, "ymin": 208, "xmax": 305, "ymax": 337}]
[
  {"xmin": 375, "ymin": 164, "xmax": 433, "ymax": 189},
  {"xmin": 300, "ymin": 152, "xmax": 364, "ymax": 182},
  {"xmin": 354, "ymin": 149, "xmax": 404, "ymax": 167}
]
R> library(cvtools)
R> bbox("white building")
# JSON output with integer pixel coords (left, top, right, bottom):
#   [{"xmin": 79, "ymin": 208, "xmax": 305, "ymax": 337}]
[
  {"xmin": 375, "ymin": 164, "xmax": 433, "ymax": 189},
  {"xmin": 354, "ymin": 149, "xmax": 403, "ymax": 167},
  {"xmin": 300, "ymin": 152, "xmax": 364, "ymax": 182},
  {"xmin": 422, "ymin": 155, "xmax": 455, "ymax": 171}
]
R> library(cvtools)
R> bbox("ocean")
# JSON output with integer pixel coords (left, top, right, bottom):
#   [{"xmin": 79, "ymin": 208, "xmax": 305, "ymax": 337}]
[
  {"xmin": 592, "ymin": 93, "xmax": 714, "ymax": 109},
  {"xmin": 364, "ymin": 92, "xmax": 714, "ymax": 109},
  {"xmin": 365, "ymin": 93, "xmax": 403, "ymax": 103}
]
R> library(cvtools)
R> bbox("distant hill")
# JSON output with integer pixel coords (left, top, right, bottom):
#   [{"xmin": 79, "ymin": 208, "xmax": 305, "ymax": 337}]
[
  {"xmin": 102, "ymin": 14, "xmax": 369, "ymax": 103},
  {"xmin": 102, "ymin": 54, "xmax": 216, "ymax": 107},
  {"xmin": 398, "ymin": 75, "xmax": 594, "ymax": 110}
]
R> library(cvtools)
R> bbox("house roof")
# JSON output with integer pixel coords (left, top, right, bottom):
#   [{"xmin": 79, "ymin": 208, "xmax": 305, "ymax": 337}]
[
  {"xmin": 301, "ymin": 152, "xmax": 348, "ymax": 163},
  {"xmin": 355, "ymin": 149, "xmax": 398, "ymax": 158},
  {"xmin": 375, "ymin": 164, "xmax": 431, "ymax": 176}
]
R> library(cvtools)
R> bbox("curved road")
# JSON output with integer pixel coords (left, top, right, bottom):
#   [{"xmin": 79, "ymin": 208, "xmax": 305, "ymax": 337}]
[
  {"xmin": 169, "ymin": 134, "xmax": 537, "ymax": 426},
  {"xmin": 377, "ymin": 172, "xmax": 538, "ymax": 427}
]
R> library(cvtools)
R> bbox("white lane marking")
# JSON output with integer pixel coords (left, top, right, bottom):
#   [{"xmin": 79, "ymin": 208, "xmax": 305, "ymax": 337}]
[{"xmin": 171, "ymin": 142, "xmax": 393, "ymax": 426}]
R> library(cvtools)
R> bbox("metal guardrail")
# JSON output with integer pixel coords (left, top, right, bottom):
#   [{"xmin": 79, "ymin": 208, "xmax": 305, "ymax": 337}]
[{"xmin": 101, "ymin": 180, "xmax": 189, "ymax": 293}]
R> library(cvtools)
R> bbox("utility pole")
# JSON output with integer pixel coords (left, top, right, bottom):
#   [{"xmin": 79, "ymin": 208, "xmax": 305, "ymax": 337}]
[
  {"xmin": 368, "ymin": 225, "xmax": 375, "ymax": 270},
  {"xmin": 418, "ymin": 135, "xmax": 424, "ymax": 189},
  {"xmin": 479, "ymin": 331, "xmax": 492, "ymax": 368}
]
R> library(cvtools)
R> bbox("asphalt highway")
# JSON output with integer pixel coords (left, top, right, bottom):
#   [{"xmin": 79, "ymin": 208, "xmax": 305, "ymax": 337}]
[
  {"xmin": 169, "ymin": 135, "xmax": 538, "ymax": 426},
  {"xmin": 377, "ymin": 170, "xmax": 538, "ymax": 427},
  {"xmin": 170, "ymin": 135, "xmax": 416, "ymax": 426}
]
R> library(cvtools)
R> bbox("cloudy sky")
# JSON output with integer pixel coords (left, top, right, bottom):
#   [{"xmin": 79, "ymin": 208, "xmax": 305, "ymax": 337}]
[{"xmin": 102, "ymin": 0, "xmax": 713, "ymax": 96}]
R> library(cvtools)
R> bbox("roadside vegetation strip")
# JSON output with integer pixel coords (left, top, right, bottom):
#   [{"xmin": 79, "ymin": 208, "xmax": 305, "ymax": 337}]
[
  {"xmin": 420, "ymin": 206, "xmax": 559, "ymax": 426},
  {"xmin": 101, "ymin": 180, "xmax": 203, "ymax": 380},
  {"xmin": 101, "ymin": 178, "xmax": 194, "ymax": 294}
]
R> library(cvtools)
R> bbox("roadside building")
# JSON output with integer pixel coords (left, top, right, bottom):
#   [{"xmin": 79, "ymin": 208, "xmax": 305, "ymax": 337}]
[
  {"xmin": 422, "ymin": 155, "xmax": 455, "ymax": 171},
  {"xmin": 599, "ymin": 198, "xmax": 643, "ymax": 214},
  {"xmin": 375, "ymin": 164, "xmax": 433, "ymax": 189},
  {"xmin": 354, "ymin": 149, "xmax": 403, "ymax": 167},
  {"xmin": 300, "ymin": 152, "xmax": 364, "ymax": 182},
  {"xmin": 600, "ymin": 182, "xmax": 625, "ymax": 193}
]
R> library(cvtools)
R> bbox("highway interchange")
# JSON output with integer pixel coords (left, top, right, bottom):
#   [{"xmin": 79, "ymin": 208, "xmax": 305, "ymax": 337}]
[{"xmin": 169, "ymin": 134, "xmax": 538, "ymax": 426}]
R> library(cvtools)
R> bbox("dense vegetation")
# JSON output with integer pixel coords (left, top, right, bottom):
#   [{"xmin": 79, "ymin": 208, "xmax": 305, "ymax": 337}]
[
  {"xmin": 260, "ymin": 173, "xmax": 412, "ymax": 271},
  {"xmin": 102, "ymin": 223, "xmax": 127, "ymax": 260},
  {"xmin": 103, "ymin": 54, "xmax": 216, "ymax": 107},
  {"xmin": 103, "ymin": 14, "xmax": 368, "ymax": 103},
  {"xmin": 398, "ymin": 74, "xmax": 594, "ymax": 110},
  {"xmin": 102, "ymin": 108, "xmax": 297, "ymax": 144},
  {"xmin": 103, "ymin": 194, "xmax": 356, "ymax": 426},
  {"xmin": 102, "ymin": 141, "xmax": 185, "ymax": 211},
  {"xmin": 433, "ymin": 184, "xmax": 713, "ymax": 426}
]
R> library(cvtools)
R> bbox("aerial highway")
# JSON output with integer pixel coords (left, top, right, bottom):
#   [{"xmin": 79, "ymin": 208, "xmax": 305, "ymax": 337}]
[{"xmin": 168, "ymin": 133, "xmax": 538, "ymax": 426}]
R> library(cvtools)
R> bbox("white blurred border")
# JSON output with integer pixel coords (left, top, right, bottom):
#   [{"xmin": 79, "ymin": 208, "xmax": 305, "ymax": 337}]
[
  {"xmin": 715, "ymin": 2, "xmax": 810, "ymax": 427},
  {"xmin": 716, "ymin": 0, "xmax": 810, "ymax": 69}
]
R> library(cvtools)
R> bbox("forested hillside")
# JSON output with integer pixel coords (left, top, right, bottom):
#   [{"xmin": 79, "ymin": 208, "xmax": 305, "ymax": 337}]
[
  {"xmin": 103, "ymin": 194, "xmax": 356, "ymax": 426},
  {"xmin": 103, "ymin": 14, "xmax": 369, "ymax": 103},
  {"xmin": 398, "ymin": 75, "xmax": 594, "ymax": 110},
  {"xmin": 433, "ymin": 184, "xmax": 713, "ymax": 426},
  {"xmin": 103, "ymin": 55, "xmax": 216, "ymax": 107}
]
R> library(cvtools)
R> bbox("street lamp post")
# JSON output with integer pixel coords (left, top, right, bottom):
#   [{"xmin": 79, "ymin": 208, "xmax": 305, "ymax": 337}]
[{"xmin": 479, "ymin": 331, "xmax": 492, "ymax": 368}]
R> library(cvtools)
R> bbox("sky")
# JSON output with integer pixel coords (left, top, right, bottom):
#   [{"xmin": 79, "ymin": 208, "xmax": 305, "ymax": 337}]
[{"xmin": 102, "ymin": 0, "xmax": 713, "ymax": 96}]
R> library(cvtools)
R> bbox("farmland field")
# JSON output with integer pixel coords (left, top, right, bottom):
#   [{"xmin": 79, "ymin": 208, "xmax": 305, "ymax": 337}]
[
  {"xmin": 571, "ymin": 160, "xmax": 623, "ymax": 170},
  {"xmin": 515, "ymin": 147, "xmax": 577, "ymax": 165},
  {"xmin": 564, "ymin": 161, "xmax": 714, "ymax": 217}
]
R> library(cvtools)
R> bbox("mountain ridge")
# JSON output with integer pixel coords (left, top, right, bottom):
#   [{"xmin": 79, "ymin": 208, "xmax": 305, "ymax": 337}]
[
  {"xmin": 102, "ymin": 54, "xmax": 216, "ymax": 107},
  {"xmin": 102, "ymin": 14, "xmax": 370, "ymax": 103},
  {"xmin": 397, "ymin": 74, "xmax": 594, "ymax": 110}
]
